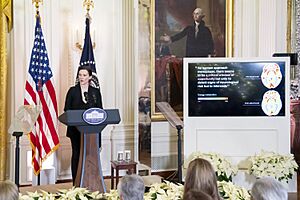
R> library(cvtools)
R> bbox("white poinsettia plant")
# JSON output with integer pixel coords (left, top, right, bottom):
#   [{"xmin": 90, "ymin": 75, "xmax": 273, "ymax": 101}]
[
  {"xmin": 103, "ymin": 189, "xmax": 120, "ymax": 200},
  {"xmin": 218, "ymin": 181, "xmax": 251, "ymax": 200},
  {"xmin": 183, "ymin": 152, "xmax": 238, "ymax": 182},
  {"xmin": 19, "ymin": 187, "xmax": 117, "ymax": 200},
  {"xmin": 144, "ymin": 181, "xmax": 184, "ymax": 200},
  {"xmin": 19, "ymin": 181, "xmax": 252, "ymax": 200},
  {"xmin": 247, "ymin": 150, "xmax": 298, "ymax": 182},
  {"xmin": 19, "ymin": 182, "xmax": 183, "ymax": 200}
]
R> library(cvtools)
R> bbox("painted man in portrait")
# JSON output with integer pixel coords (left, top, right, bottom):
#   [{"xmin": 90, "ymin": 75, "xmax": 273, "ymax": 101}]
[{"xmin": 160, "ymin": 8, "xmax": 214, "ymax": 57}]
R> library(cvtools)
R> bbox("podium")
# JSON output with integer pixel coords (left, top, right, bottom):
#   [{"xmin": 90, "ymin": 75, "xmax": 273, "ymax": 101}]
[{"xmin": 59, "ymin": 109, "xmax": 120, "ymax": 192}]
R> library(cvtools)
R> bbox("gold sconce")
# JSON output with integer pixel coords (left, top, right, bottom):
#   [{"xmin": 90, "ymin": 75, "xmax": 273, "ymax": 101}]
[{"xmin": 75, "ymin": 28, "xmax": 96, "ymax": 50}]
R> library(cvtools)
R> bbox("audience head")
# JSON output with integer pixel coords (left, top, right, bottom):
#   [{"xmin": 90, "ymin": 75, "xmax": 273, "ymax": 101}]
[
  {"xmin": 183, "ymin": 189, "xmax": 214, "ymax": 200},
  {"xmin": 184, "ymin": 158, "xmax": 220, "ymax": 200},
  {"xmin": 0, "ymin": 180, "xmax": 19, "ymax": 200},
  {"xmin": 117, "ymin": 174, "xmax": 145, "ymax": 200},
  {"xmin": 251, "ymin": 177, "xmax": 288, "ymax": 200}
]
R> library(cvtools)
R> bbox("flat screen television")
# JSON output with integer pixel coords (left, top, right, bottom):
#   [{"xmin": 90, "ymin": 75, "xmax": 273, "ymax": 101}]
[{"xmin": 186, "ymin": 58, "xmax": 289, "ymax": 117}]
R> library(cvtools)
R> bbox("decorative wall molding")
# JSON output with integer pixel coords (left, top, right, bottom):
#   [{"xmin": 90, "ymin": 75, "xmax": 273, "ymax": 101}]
[
  {"xmin": 234, "ymin": 0, "xmax": 288, "ymax": 57},
  {"xmin": 151, "ymin": 122, "xmax": 179, "ymax": 170}
]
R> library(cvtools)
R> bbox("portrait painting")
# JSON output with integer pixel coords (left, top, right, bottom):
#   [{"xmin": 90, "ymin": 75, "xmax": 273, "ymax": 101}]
[{"xmin": 151, "ymin": 0, "xmax": 233, "ymax": 120}]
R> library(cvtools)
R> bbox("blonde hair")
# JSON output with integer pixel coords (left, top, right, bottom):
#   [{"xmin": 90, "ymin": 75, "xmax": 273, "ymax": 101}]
[
  {"xmin": 0, "ymin": 180, "xmax": 19, "ymax": 200},
  {"xmin": 184, "ymin": 158, "xmax": 221, "ymax": 200}
]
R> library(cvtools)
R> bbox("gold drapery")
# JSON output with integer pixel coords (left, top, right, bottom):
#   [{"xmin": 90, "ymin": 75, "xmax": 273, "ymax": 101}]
[{"xmin": 0, "ymin": 0, "xmax": 12, "ymax": 181}]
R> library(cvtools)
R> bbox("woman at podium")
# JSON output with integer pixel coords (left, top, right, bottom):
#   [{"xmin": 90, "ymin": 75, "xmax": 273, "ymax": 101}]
[{"xmin": 64, "ymin": 65, "xmax": 103, "ymax": 184}]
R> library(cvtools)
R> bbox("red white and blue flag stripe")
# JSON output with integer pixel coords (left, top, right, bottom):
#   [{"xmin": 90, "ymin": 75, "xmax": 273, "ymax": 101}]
[{"xmin": 24, "ymin": 14, "xmax": 60, "ymax": 175}]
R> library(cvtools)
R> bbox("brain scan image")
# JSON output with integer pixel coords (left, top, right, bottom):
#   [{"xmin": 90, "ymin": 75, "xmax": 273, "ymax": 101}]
[
  {"xmin": 261, "ymin": 63, "xmax": 282, "ymax": 89},
  {"xmin": 261, "ymin": 90, "xmax": 282, "ymax": 116}
]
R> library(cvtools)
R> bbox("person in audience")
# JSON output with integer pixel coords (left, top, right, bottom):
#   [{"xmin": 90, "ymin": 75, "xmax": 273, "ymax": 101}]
[
  {"xmin": 117, "ymin": 174, "xmax": 145, "ymax": 200},
  {"xmin": 251, "ymin": 177, "xmax": 288, "ymax": 200},
  {"xmin": 0, "ymin": 180, "xmax": 19, "ymax": 200},
  {"xmin": 183, "ymin": 189, "xmax": 214, "ymax": 200},
  {"xmin": 183, "ymin": 158, "xmax": 221, "ymax": 200}
]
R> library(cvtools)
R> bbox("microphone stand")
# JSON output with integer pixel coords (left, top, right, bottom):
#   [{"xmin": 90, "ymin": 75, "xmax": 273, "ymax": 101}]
[{"xmin": 176, "ymin": 125, "xmax": 183, "ymax": 183}]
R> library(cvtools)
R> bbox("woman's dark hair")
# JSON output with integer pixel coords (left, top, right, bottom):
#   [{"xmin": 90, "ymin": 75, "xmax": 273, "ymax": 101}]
[{"xmin": 77, "ymin": 65, "xmax": 92, "ymax": 77}]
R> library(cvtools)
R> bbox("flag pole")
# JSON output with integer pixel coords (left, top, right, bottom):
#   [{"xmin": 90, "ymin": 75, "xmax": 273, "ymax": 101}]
[
  {"xmin": 83, "ymin": 0, "xmax": 96, "ymax": 50},
  {"xmin": 32, "ymin": 0, "xmax": 43, "ymax": 186},
  {"xmin": 83, "ymin": 0, "xmax": 94, "ymax": 27}
]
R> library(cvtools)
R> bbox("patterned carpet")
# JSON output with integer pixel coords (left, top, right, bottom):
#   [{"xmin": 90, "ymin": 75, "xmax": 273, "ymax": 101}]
[
  {"xmin": 19, "ymin": 179, "xmax": 111, "ymax": 194},
  {"xmin": 19, "ymin": 175, "xmax": 162, "ymax": 194}
]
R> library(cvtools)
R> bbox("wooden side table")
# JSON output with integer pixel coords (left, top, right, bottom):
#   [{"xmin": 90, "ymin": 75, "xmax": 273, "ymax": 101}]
[{"xmin": 111, "ymin": 160, "xmax": 137, "ymax": 189}]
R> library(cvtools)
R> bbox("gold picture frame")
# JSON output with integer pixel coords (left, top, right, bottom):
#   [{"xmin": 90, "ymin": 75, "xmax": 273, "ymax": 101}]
[
  {"xmin": 151, "ymin": 0, "xmax": 234, "ymax": 120},
  {"xmin": 286, "ymin": 0, "xmax": 293, "ymax": 53}
]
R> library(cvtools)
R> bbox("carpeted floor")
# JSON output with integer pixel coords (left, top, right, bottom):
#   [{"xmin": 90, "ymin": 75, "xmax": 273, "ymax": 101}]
[
  {"xmin": 19, "ymin": 175, "xmax": 163, "ymax": 194},
  {"xmin": 20, "ymin": 182, "xmax": 75, "ymax": 194}
]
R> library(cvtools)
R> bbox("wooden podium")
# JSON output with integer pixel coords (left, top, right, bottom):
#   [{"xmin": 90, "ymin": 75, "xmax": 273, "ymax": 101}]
[{"xmin": 59, "ymin": 109, "xmax": 120, "ymax": 192}]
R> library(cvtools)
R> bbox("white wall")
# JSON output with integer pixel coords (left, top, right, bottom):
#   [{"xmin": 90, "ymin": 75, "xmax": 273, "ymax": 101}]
[{"xmin": 234, "ymin": 0, "xmax": 288, "ymax": 57}]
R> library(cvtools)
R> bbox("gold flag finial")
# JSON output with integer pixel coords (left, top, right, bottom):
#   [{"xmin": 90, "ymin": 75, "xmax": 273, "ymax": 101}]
[
  {"xmin": 83, "ymin": 0, "xmax": 94, "ymax": 14},
  {"xmin": 32, "ymin": 0, "xmax": 43, "ymax": 15}
]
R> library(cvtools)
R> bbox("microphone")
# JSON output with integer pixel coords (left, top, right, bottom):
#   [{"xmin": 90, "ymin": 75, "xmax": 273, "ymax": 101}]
[
  {"xmin": 92, "ymin": 93, "xmax": 97, "ymax": 106},
  {"xmin": 84, "ymin": 92, "xmax": 89, "ymax": 103},
  {"xmin": 92, "ymin": 93, "xmax": 97, "ymax": 105}
]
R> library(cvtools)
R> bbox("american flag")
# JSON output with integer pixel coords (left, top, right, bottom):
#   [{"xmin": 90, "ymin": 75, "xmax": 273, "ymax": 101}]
[
  {"xmin": 77, "ymin": 16, "xmax": 100, "ymax": 89},
  {"xmin": 24, "ymin": 14, "xmax": 60, "ymax": 175}
]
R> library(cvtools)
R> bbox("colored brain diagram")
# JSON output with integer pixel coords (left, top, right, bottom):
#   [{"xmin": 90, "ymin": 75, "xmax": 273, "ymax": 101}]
[{"xmin": 261, "ymin": 63, "xmax": 283, "ymax": 116}]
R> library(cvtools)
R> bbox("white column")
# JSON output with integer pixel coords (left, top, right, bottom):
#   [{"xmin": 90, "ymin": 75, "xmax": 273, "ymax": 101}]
[
  {"xmin": 234, "ymin": 0, "xmax": 287, "ymax": 57},
  {"xmin": 275, "ymin": 0, "xmax": 288, "ymax": 52},
  {"xmin": 258, "ymin": 0, "xmax": 278, "ymax": 56},
  {"xmin": 234, "ymin": 0, "xmax": 259, "ymax": 57},
  {"xmin": 110, "ymin": 0, "xmax": 137, "ymax": 164}
]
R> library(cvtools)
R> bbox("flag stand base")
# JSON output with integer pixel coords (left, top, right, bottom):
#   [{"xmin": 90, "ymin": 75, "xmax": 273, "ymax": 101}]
[{"xmin": 13, "ymin": 132, "xmax": 23, "ymax": 188}]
